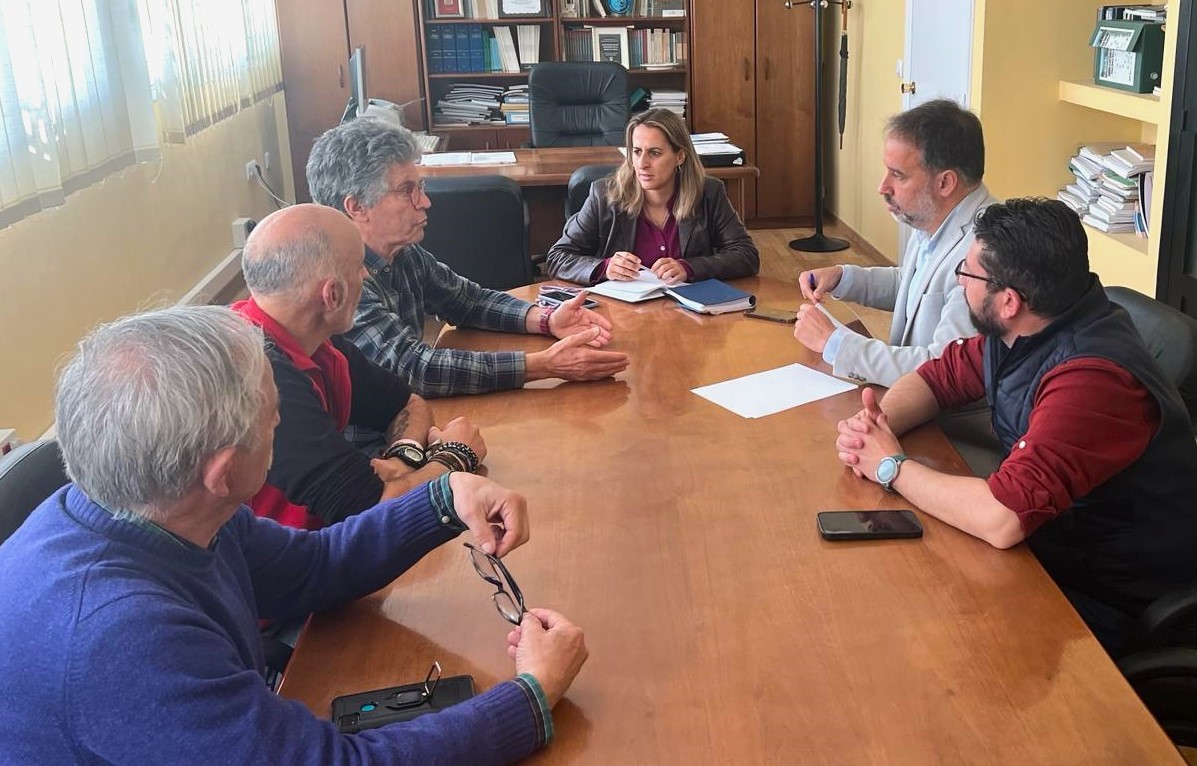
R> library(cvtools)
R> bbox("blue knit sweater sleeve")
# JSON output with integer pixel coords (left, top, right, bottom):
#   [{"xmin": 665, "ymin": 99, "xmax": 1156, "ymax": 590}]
[
  {"xmin": 67, "ymin": 595, "xmax": 543, "ymax": 764},
  {"xmin": 243, "ymin": 477, "xmax": 462, "ymax": 620},
  {"xmin": 55, "ymin": 479, "xmax": 546, "ymax": 764}
]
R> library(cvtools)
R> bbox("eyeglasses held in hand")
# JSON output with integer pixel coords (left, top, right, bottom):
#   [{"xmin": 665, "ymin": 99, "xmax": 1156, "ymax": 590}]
[{"xmin": 464, "ymin": 542, "xmax": 527, "ymax": 625}]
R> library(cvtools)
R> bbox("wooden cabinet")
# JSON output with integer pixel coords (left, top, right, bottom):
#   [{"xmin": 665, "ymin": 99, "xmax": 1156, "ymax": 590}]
[
  {"xmin": 691, "ymin": 0, "xmax": 815, "ymax": 223},
  {"xmin": 439, "ymin": 127, "xmax": 531, "ymax": 150},
  {"xmin": 276, "ymin": 0, "xmax": 424, "ymax": 202}
]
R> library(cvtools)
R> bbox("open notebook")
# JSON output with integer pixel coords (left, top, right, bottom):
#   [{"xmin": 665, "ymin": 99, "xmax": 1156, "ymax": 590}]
[{"xmin": 587, "ymin": 269, "xmax": 671, "ymax": 303}]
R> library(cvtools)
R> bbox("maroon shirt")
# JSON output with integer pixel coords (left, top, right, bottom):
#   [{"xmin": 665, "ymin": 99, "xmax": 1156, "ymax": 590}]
[
  {"xmin": 917, "ymin": 335, "xmax": 1161, "ymax": 534},
  {"xmin": 593, "ymin": 195, "xmax": 693, "ymax": 281}
]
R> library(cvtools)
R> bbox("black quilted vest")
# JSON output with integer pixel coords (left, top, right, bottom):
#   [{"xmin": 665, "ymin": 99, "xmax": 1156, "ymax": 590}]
[{"xmin": 984, "ymin": 276, "xmax": 1197, "ymax": 614}]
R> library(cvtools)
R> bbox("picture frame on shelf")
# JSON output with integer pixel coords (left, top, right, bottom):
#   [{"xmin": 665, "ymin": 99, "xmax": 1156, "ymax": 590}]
[
  {"xmin": 591, "ymin": 26, "xmax": 629, "ymax": 68},
  {"xmin": 432, "ymin": 0, "xmax": 465, "ymax": 19},
  {"xmin": 499, "ymin": 0, "xmax": 545, "ymax": 17},
  {"xmin": 560, "ymin": 0, "xmax": 580, "ymax": 18}
]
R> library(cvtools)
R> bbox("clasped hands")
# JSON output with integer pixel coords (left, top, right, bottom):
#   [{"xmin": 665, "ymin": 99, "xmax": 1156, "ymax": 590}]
[
  {"xmin": 836, "ymin": 387, "xmax": 903, "ymax": 484},
  {"xmin": 605, "ymin": 251, "xmax": 687, "ymax": 285}
]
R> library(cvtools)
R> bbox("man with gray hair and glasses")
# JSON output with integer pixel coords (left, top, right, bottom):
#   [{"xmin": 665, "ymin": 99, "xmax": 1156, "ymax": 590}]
[
  {"xmin": 307, "ymin": 118, "xmax": 628, "ymax": 397},
  {"xmin": 0, "ymin": 305, "xmax": 588, "ymax": 764}
]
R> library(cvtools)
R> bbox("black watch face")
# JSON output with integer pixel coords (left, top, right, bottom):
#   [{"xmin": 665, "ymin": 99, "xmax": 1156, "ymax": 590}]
[{"xmin": 395, "ymin": 445, "xmax": 425, "ymax": 467}]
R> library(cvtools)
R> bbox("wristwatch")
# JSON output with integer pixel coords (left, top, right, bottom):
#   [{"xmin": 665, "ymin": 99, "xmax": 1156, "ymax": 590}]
[
  {"xmin": 382, "ymin": 439, "xmax": 426, "ymax": 468},
  {"xmin": 875, "ymin": 454, "xmax": 908, "ymax": 492}
]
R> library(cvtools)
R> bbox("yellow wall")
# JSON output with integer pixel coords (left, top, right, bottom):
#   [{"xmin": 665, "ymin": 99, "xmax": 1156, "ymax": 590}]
[
  {"xmin": 823, "ymin": 0, "xmax": 907, "ymax": 263},
  {"xmin": 0, "ymin": 96, "xmax": 294, "ymax": 440},
  {"xmin": 828, "ymin": 0, "xmax": 1174, "ymax": 294},
  {"xmin": 970, "ymin": 0, "xmax": 1143, "ymax": 201}
]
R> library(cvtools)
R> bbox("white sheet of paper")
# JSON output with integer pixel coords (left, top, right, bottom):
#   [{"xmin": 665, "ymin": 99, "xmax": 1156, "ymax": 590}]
[
  {"xmin": 468, "ymin": 151, "xmax": 517, "ymax": 164},
  {"xmin": 691, "ymin": 363, "xmax": 858, "ymax": 419},
  {"xmin": 419, "ymin": 152, "xmax": 472, "ymax": 166}
]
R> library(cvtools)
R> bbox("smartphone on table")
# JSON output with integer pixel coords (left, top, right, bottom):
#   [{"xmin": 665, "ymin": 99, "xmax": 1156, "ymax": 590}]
[
  {"xmin": 816, "ymin": 510, "xmax": 924, "ymax": 540},
  {"xmin": 537, "ymin": 285, "xmax": 599, "ymax": 310},
  {"xmin": 745, "ymin": 306, "xmax": 797, "ymax": 323}
]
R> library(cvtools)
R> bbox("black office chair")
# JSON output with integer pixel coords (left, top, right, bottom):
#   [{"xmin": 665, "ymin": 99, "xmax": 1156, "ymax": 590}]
[
  {"xmin": 0, "ymin": 440, "xmax": 67, "ymax": 544},
  {"xmin": 528, "ymin": 62, "xmax": 629, "ymax": 148},
  {"xmin": 566, "ymin": 164, "xmax": 618, "ymax": 219},
  {"xmin": 1103, "ymin": 286, "xmax": 1197, "ymax": 746},
  {"xmin": 1107, "ymin": 285, "xmax": 1197, "ymax": 433},
  {"xmin": 422, "ymin": 176, "xmax": 532, "ymax": 290}
]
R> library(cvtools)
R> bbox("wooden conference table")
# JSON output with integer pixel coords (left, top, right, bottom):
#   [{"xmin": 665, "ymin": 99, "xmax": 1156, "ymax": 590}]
[
  {"xmin": 419, "ymin": 146, "xmax": 759, "ymax": 254},
  {"xmin": 280, "ymin": 278, "xmax": 1179, "ymax": 764}
]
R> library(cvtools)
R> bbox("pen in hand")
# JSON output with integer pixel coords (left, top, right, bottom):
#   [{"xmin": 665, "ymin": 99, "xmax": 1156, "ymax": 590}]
[{"xmin": 807, "ymin": 273, "xmax": 818, "ymax": 301}]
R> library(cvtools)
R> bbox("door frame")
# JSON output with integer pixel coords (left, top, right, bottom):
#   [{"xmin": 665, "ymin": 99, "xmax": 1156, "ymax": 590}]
[{"xmin": 902, "ymin": 0, "xmax": 975, "ymax": 110}]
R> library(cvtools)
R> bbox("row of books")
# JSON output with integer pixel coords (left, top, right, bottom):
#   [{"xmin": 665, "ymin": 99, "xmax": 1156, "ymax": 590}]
[
  {"xmin": 561, "ymin": 28, "xmax": 686, "ymax": 67},
  {"xmin": 562, "ymin": 0, "xmax": 685, "ymax": 18},
  {"xmin": 426, "ymin": 25, "xmax": 540, "ymax": 74},
  {"xmin": 1056, "ymin": 143, "xmax": 1156, "ymax": 235},
  {"xmin": 1097, "ymin": 4, "xmax": 1166, "ymax": 21},
  {"xmin": 433, "ymin": 84, "xmax": 531, "ymax": 127}
]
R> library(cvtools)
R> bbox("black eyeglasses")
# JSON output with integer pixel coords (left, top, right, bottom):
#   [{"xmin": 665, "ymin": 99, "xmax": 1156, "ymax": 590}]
[
  {"xmin": 366, "ymin": 661, "xmax": 441, "ymax": 712},
  {"xmin": 386, "ymin": 178, "xmax": 427, "ymax": 206},
  {"xmin": 464, "ymin": 543, "xmax": 526, "ymax": 625},
  {"xmin": 954, "ymin": 259, "xmax": 1024, "ymax": 299}
]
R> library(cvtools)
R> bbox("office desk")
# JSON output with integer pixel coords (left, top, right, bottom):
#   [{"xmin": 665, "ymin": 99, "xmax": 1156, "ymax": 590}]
[
  {"xmin": 280, "ymin": 278, "xmax": 1178, "ymax": 764},
  {"xmin": 419, "ymin": 147, "xmax": 759, "ymax": 254}
]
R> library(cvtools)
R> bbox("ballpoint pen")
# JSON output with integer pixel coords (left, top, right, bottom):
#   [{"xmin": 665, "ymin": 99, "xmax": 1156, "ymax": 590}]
[{"xmin": 808, "ymin": 273, "xmax": 817, "ymax": 293}]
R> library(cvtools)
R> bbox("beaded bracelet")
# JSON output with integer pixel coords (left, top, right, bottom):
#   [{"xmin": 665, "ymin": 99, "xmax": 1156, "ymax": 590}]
[
  {"xmin": 437, "ymin": 441, "xmax": 479, "ymax": 472},
  {"xmin": 427, "ymin": 442, "xmax": 478, "ymax": 473}
]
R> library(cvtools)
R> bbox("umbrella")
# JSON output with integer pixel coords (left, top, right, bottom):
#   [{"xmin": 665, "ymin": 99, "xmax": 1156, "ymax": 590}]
[{"xmin": 838, "ymin": 0, "xmax": 850, "ymax": 149}]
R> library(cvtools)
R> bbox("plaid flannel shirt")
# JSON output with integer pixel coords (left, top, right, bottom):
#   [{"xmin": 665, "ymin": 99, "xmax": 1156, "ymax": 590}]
[{"xmin": 344, "ymin": 245, "xmax": 536, "ymax": 397}]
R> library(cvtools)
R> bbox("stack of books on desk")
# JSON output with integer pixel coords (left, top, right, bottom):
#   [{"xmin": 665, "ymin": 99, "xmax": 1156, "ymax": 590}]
[{"xmin": 647, "ymin": 88, "xmax": 687, "ymax": 118}]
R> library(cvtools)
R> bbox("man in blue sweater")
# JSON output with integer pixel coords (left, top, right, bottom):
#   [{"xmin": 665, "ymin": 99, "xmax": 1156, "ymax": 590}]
[{"xmin": 0, "ymin": 305, "xmax": 587, "ymax": 764}]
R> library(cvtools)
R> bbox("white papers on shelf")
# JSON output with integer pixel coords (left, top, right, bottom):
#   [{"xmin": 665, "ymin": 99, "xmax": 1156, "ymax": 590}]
[
  {"xmin": 419, "ymin": 151, "xmax": 517, "ymax": 167},
  {"xmin": 691, "ymin": 363, "xmax": 858, "ymax": 419}
]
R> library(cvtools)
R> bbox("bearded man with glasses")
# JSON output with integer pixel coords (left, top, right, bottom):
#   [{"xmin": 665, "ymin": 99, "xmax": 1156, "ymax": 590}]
[
  {"xmin": 833, "ymin": 197, "xmax": 1197, "ymax": 657},
  {"xmin": 307, "ymin": 118, "xmax": 628, "ymax": 399}
]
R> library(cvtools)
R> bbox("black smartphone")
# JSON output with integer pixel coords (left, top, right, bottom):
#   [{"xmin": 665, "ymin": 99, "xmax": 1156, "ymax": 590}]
[
  {"xmin": 331, "ymin": 675, "xmax": 476, "ymax": 732},
  {"xmin": 746, "ymin": 306, "xmax": 797, "ymax": 323},
  {"xmin": 816, "ymin": 510, "xmax": 924, "ymax": 541},
  {"xmin": 538, "ymin": 286, "xmax": 599, "ymax": 309}
]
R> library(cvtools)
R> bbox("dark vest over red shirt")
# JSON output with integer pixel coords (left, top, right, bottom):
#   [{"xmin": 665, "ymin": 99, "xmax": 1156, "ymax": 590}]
[
  {"xmin": 984, "ymin": 277, "xmax": 1197, "ymax": 613},
  {"xmin": 232, "ymin": 298, "xmax": 352, "ymax": 531}
]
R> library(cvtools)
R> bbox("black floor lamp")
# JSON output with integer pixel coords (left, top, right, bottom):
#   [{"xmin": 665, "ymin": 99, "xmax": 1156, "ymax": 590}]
[{"xmin": 789, "ymin": 0, "xmax": 849, "ymax": 253}]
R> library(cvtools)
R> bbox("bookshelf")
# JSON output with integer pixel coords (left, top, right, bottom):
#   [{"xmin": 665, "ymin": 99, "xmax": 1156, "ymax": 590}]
[
  {"xmin": 414, "ymin": 0, "xmax": 691, "ymax": 150},
  {"xmin": 1058, "ymin": 79, "xmax": 1162, "ymax": 124}
]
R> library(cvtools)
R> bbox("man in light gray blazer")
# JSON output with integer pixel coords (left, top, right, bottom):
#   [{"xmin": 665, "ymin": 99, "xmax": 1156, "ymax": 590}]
[{"xmin": 794, "ymin": 99, "xmax": 999, "ymax": 473}]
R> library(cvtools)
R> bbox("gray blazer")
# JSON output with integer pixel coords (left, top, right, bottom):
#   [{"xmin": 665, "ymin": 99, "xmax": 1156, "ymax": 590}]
[
  {"xmin": 544, "ymin": 176, "xmax": 759, "ymax": 285},
  {"xmin": 830, "ymin": 184, "xmax": 996, "ymax": 387}
]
